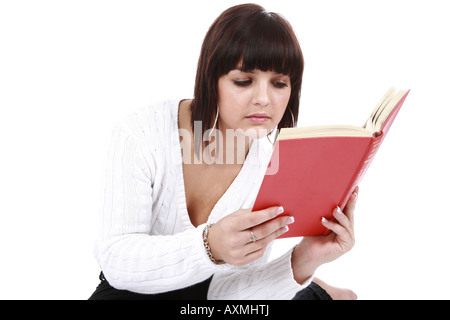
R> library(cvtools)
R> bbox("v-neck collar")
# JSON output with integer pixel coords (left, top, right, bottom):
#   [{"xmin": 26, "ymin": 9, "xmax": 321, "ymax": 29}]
[{"xmin": 172, "ymin": 99, "xmax": 259, "ymax": 229}]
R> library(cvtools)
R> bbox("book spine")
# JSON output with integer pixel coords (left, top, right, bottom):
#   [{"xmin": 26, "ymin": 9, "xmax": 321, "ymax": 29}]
[
  {"xmin": 340, "ymin": 91, "xmax": 409, "ymax": 207},
  {"xmin": 339, "ymin": 132, "xmax": 385, "ymax": 209}
]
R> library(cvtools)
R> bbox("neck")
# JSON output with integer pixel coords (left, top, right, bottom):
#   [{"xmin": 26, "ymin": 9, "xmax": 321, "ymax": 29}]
[
  {"xmin": 178, "ymin": 99, "xmax": 254, "ymax": 166},
  {"xmin": 203, "ymin": 129, "xmax": 252, "ymax": 166}
]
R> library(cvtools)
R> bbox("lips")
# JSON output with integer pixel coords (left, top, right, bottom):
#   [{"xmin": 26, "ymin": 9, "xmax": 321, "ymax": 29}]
[
  {"xmin": 246, "ymin": 113, "xmax": 270, "ymax": 118},
  {"xmin": 245, "ymin": 113, "xmax": 271, "ymax": 123}
]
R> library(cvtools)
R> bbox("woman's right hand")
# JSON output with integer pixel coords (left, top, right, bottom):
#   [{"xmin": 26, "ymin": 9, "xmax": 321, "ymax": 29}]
[{"xmin": 207, "ymin": 206, "xmax": 294, "ymax": 266}]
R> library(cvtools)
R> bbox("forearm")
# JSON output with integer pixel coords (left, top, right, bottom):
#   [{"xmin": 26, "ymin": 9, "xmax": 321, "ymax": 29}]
[
  {"xmin": 291, "ymin": 244, "xmax": 321, "ymax": 285},
  {"xmin": 208, "ymin": 247, "xmax": 313, "ymax": 300},
  {"xmin": 95, "ymin": 225, "xmax": 222, "ymax": 294}
]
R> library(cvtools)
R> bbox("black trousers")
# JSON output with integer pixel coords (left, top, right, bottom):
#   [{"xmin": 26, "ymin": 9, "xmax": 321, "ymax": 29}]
[{"xmin": 88, "ymin": 272, "xmax": 332, "ymax": 300}]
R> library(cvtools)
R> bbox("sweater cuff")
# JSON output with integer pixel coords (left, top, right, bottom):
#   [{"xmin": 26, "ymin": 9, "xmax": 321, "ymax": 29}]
[
  {"xmin": 195, "ymin": 223, "xmax": 233, "ymax": 272},
  {"xmin": 268, "ymin": 247, "xmax": 314, "ymax": 299}
]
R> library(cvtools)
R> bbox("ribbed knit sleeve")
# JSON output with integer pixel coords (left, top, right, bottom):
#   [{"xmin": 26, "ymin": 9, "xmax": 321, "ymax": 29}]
[
  {"xmin": 94, "ymin": 112, "xmax": 224, "ymax": 294},
  {"xmin": 207, "ymin": 247, "xmax": 313, "ymax": 300}
]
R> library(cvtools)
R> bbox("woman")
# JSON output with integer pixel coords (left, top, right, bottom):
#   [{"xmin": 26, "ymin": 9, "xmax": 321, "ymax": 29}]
[{"xmin": 90, "ymin": 3, "xmax": 357, "ymax": 300}]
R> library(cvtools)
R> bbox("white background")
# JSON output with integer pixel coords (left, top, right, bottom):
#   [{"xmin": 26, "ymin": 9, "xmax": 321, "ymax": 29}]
[{"xmin": 1, "ymin": 0, "xmax": 449, "ymax": 299}]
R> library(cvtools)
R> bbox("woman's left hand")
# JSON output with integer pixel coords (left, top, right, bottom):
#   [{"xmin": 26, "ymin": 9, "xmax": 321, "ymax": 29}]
[{"xmin": 291, "ymin": 187, "xmax": 358, "ymax": 284}]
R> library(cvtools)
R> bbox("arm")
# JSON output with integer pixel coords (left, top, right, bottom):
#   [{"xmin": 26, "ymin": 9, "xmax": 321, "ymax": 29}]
[
  {"xmin": 94, "ymin": 119, "xmax": 224, "ymax": 294},
  {"xmin": 207, "ymin": 247, "xmax": 313, "ymax": 300}
]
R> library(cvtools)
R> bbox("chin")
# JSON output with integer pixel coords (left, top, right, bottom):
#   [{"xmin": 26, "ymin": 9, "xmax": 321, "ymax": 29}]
[{"xmin": 241, "ymin": 125, "xmax": 276, "ymax": 140}]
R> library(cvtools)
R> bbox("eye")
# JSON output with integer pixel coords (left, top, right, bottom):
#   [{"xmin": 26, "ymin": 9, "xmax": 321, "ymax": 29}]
[
  {"xmin": 273, "ymin": 81, "xmax": 288, "ymax": 89},
  {"xmin": 233, "ymin": 80, "xmax": 252, "ymax": 87}
]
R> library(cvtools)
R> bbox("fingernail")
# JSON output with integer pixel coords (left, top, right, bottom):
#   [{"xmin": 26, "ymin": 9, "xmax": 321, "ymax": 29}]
[
  {"xmin": 321, "ymin": 217, "xmax": 329, "ymax": 224},
  {"xmin": 353, "ymin": 186, "xmax": 359, "ymax": 200},
  {"xmin": 286, "ymin": 216, "xmax": 295, "ymax": 225},
  {"xmin": 276, "ymin": 206, "xmax": 284, "ymax": 215},
  {"xmin": 336, "ymin": 206, "xmax": 343, "ymax": 214},
  {"xmin": 281, "ymin": 225, "xmax": 289, "ymax": 234}
]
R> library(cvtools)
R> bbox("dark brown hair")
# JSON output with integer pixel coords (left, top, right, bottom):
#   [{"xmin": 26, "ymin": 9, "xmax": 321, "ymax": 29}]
[{"xmin": 190, "ymin": 3, "xmax": 304, "ymax": 140}]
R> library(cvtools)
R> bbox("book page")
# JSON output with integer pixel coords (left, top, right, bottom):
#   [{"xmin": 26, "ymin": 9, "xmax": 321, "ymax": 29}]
[
  {"xmin": 364, "ymin": 87, "xmax": 396, "ymax": 132},
  {"xmin": 278, "ymin": 125, "xmax": 372, "ymax": 139},
  {"xmin": 373, "ymin": 89, "xmax": 408, "ymax": 132},
  {"xmin": 278, "ymin": 87, "xmax": 406, "ymax": 140}
]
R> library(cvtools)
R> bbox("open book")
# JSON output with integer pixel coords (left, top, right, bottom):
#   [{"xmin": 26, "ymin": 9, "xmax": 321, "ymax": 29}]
[{"xmin": 252, "ymin": 87, "xmax": 410, "ymax": 237}]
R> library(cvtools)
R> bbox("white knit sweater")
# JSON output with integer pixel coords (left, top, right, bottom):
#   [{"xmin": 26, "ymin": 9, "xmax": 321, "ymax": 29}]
[{"xmin": 93, "ymin": 99, "xmax": 311, "ymax": 299}]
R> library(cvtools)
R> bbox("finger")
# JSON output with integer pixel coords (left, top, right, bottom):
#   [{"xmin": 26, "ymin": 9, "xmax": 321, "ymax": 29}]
[
  {"xmin": 241, "ymin": 206, "xmax": 285, "ymax": 230},
  {"xmin": 245, "ymin": 225, "xmax": 289, "ymax": 253},
  {"xmin": 344, "ymin": 192, "xmax": 358, "ymax": 226},
  {"xmin": 322, "ymin": 217, "xmax": 354, "ymax": 252},
  {"xmin": 240, "ymin": 226, "xmax": 289, "ymax": 265},
  {"xmin": 237, "ymin": 247, "xmax": 266, "ymax": 266},
  {"xmin": 249, "ymin": 215, "xmax": 294, "ymax": 242},
  {"xmin": 333, "ymin": 207, "xmax": 352, "ymax": 232},
  {"xmin": 333, "ymin": 207, "xmax": 354, "ymax": 240},
  {"xmin": 321, "ymin": 217, "xmax": 349, "ymax": 239}
]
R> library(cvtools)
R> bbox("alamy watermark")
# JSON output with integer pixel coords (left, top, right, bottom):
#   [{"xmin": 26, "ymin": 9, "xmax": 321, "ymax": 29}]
[{"xmin": 178, "ymin": 121, "xmax": 279, "ymax": 175}]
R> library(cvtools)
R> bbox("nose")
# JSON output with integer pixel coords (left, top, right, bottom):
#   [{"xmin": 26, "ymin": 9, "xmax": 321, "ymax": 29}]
[{"xmin": 253, "ymin": 81, "xmax": 270, "ymax": 107}]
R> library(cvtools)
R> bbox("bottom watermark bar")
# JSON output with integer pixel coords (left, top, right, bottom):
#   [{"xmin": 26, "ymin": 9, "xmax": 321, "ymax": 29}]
[{"xmin": 180, "ymin": 303, "xmax": 269, "ymax": 317}]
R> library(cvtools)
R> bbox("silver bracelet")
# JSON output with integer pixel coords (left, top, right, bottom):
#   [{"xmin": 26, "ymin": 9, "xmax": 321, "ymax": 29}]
[{"xmin": 202, "ymin": 224, "xmax": 225, "ymax": 265}]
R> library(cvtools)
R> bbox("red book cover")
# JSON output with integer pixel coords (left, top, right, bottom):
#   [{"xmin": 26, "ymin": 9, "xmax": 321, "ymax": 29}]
[{"xmin": 252, "ymin": 89, "xmax": 410, "ymax": 238}]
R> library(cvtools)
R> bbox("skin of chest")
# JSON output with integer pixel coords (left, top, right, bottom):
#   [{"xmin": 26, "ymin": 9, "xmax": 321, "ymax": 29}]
[{"xmin": 182, "ymin": 161, "xmax": 242, "ymax": 227}]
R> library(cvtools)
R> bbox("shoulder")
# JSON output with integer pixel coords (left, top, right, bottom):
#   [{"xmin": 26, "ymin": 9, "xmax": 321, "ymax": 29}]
[{"xmin": 116, "ymin": 99, "xmax": 180, "ymax": 139}]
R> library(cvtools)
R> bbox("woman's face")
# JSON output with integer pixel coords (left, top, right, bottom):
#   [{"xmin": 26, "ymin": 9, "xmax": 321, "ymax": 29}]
[{"xmin": 217, "ymin": 69, "xmax": 291, "ymax": 139}]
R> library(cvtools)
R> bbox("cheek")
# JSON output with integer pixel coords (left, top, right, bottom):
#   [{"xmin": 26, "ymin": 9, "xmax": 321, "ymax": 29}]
[
  {"xmin": 279, "ymin": 87, "xmax": 292, "ymax": 105},
  {"xmin": 273, "ymin": 89, "xmax": 292, "ymax": 119},
  {"xmin": 218, "ymin": 82, "xmax": 251, "ymax": 114}
]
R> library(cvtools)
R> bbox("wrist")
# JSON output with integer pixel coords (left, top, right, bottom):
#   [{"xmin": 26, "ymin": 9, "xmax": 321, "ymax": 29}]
[
  {"xmin": 203, "ymin": 224, "xmax": 225, "ymax": 265},
  {"xmin": 291, "ymin": 244, "xmax": 321, "ymax": 285}
]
